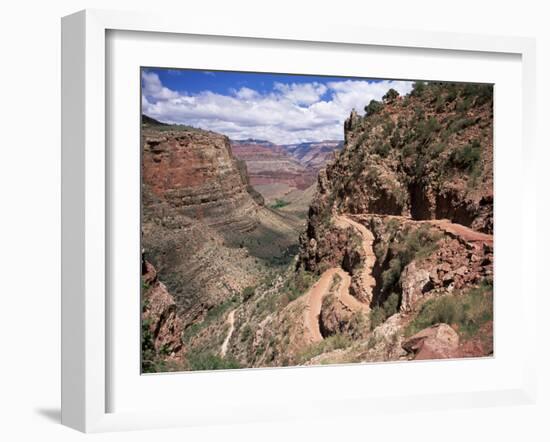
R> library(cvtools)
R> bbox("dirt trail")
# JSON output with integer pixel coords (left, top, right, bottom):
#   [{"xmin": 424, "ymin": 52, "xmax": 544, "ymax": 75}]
[
  {"xmin": 334, "ymin": 215, "xmax": 377, "ymax": 302},
  {"xmin": 350, "ymin": 214, "xmax": 493, "ymax": 246},
  {"xmin": 220, "ymin": 310, "xmax": 235, "ymax": 357},
  {"xmin": 429, "ymin": 219, "xmax": 493, "ymax": 244},
  {"xmin": 303, "ymin": 214, "xmax": 375, "ymax": 343},
  {"xmin": 303, "ymin": 268, "xmax": 340, "ymax": 342}
]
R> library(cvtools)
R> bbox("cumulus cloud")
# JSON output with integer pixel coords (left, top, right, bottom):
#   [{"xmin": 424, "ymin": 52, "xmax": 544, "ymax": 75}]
[
  {"xmin": 141, "ymin": 71, "xmax": 412, "ymax": 144},
  {"xmin": 273, "ymin": 82, "xmax": 328, "ymax": 106}
]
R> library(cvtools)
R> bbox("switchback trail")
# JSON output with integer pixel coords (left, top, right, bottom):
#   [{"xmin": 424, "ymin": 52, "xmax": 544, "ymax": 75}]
[
  {"xmin": 303, "ymin": 214, "xmax": 375, "ymax": 343},
  {"xmin": 220, "ymin": 310, "xmax": 235, "ymax": 357},
  {"xmin": 301, "ymin": 213, "xmax": 493, "ymax": 344}
]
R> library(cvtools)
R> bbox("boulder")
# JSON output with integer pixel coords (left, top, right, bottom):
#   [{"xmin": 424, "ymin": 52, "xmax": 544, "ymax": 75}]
[
  {"xmin": 400, "ymin": 261, "xmax": 432, "ymax": 312},
  {"xmin": 402, "ymin": 323, "xmax": 459, "ymax": 360}
]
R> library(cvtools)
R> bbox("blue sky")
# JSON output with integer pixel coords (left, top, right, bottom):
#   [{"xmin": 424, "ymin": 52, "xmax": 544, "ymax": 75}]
[{"xmin": 142, "ymin": 68, "xmax": 413, "ymax": 144}]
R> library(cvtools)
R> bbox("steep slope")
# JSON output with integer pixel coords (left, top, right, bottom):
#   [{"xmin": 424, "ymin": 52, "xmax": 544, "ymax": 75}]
[
  {"xmin": 142, "ymin": 119, "xmax": 300, "ymax": 335},
  {"xmin": 291, "ymin": 82, "xmax": 494, "ymax": 364},
  {"xmin": 318, "ymin": 82, "xmax": 493, "ymax": 232},
  {"xmin": 141, "ymin": 258, "xmax": 184, "ymax": 373}
]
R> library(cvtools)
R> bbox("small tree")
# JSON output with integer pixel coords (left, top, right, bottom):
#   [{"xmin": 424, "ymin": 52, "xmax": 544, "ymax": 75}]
[
  {"xmin": 364, "ymin": 99, "xmax": 383, "ymax": 116},
  {"xmin": 242, "ymin": 286, "xmax": 255, "ymax": 301},
  {"xmin": 411, "ymin": 81, "xmax": 426, "ymax": 97},
  {"xmin": 383, "ymin": 88, "xmax": 400, "ymax": 103}
]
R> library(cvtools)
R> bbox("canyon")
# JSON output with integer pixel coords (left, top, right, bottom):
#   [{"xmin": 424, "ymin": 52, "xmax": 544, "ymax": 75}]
[
  {"xmin": 230, "ymin": 138, "xmax": 342, "ymax": 210},
  {"xmin": 141, "ymin": 81, "xmax": 494, "ymax": 372}
]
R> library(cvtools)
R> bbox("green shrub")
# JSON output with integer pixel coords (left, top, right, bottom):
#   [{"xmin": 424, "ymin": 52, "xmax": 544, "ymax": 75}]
[
  {"xmin": 186, "ymin": 350, "xmax": 241, "ymax": 371},
  {"xmin": 283, "ymin": 269, "xmax": 316, "ymax": 302},
  {"xmin": 435, "ymin": 95, "xmax": 445, "ymax": 113},
  {"xmin": 383, "ymin": 292, "xmax": 400, "ymax": 317},
  {"xmin": 446, "ymin": 87, "xmax": 458, "ymax": 103},
  {"xmin": 405, "ymin": 280, "xmax": 493, "ymax": 337},
  {"xmin": 402, "ymin": 143, "xmax": 415, "ymax": 158},
  {"xmin": 411, "ymin": 81, "xmax": 426, "ymax": 97},
  {"xmin": 240, "ymin": 324, "xmax": 253, "ymax": 343},
  {"xmin": 270, "ymin": 199, "xmax": 290, "ymax": 209},
  {"xmin": 379, "ymin": 225, "xmax": 442, "ymax": 296},
  {"xmin": 373, "ymin": 142, "xmax": 391, "ymax": 157},
  {"xmin": 365, "ymin": 99, "xmax": 383, "ymax": 116},
  {"xmin": 448, "ymin": 117, "xmax": 477, "ymax": 133},
  {"xmin": 449, "ymin": 140, "xmax": 481, "ymax": 172},
  {"xmin": 383, "ymin": 88, "xmax": 400, "ymax": 102},
  {"xmin": 416, "ymin": 117, "xmax": 441, "ymax": 145},
  {"xmin": 390, "ymin": 130, "xmax": 401, "ymax": 148},
  {"xmin": 474, "ymin": 84, "xmax": 493, "ymax": 106},
  {"xmin": 383, "ymin": 120, "xmax": 396, "ymax": 137},
  {"xmin": 429, "ymin": 142, "xmax": 446, "ymax": 158},
  {"xmin": 369, "ymin": 306, "xmax": 386, "ymax": 330},
  {"xmin": 298, "ymin": 334, "xmax": 352, "ymax": 363},
  {"xmin": 242, "ymin": 286, "xmax": 256, "ymax": 301}
]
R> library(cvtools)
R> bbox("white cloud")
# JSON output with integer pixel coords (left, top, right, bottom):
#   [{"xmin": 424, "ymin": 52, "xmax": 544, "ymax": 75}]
[
  {"xmin": 141, "ymin": 72, "xmax": 413, "ymax": 144},
  {"xmin": 141, "ymin": 71, "xmax": 179, "ymax": 101},
  {"xmin": 273, "ymin": 82, "xmax": 328, "ymax": 106}
]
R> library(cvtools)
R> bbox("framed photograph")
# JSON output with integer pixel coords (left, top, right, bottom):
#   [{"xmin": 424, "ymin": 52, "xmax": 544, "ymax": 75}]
[{"xmin": 61, "ymin": 9, "xmax": 537, "ymax": 432}]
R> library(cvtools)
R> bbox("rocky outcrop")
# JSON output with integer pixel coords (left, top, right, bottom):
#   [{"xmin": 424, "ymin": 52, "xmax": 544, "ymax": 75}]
[
  {"xmin": 141, "ymin": 259, "xmax": 184, "ymax": 369},
  {"xmin": 143, "ymin": 126, "xmax": 260, "ymax": 233}
]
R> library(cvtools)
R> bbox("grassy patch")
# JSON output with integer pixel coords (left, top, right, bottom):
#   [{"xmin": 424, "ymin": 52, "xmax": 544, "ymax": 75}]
[
  {"xmin": 185, "ymin": 350, "xmax": 241, "ymax": 371},
  {"xmin": 270, "ymin": 199, "xmax": 290, "ymax": 209},
  {"xmin": 183, "ymin": 295, "xmax": 240, "ymax": 341},
  {"xmin": 282, "ymin": 269, "xmax": 317, "ymax": 302},
  {"xmin": 298, "ymin": 334, "xmax": 353, "ymax": 363},
  {"xmin": 405, "ymin": 280, "xmax": 493, "ymax": 338}
]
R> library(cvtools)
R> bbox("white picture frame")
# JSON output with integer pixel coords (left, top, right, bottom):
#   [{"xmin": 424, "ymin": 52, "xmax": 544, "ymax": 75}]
[{"xmin": 61, "ymin": 9, "xmax": 537, "ymax": 433}]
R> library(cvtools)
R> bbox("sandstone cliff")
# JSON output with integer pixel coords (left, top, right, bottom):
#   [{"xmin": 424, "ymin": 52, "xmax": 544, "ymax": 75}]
[{"xmin": 141, "ymin": 116, "xmax": 300, "ymax": 339}]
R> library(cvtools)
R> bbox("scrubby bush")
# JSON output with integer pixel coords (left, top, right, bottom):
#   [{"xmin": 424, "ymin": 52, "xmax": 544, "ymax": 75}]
[
  {"xmin": 448, "ymin": 116, "xmax": 477, "ymax": 133},
  {"xmin": 449, "ymin": 139, "xmax": 481, "ymax": 172},
  {"xmin": 373, "ymin": 142, "xmax": 391, "ymax": 157},
  {"xmin": 240, "ymin": 324, "xmax": 253, "ymax": 343},
  {"xmin": 365, "ymin": 99, "xmax": 383, "ymax": 116},
  {"xmin": 411, "ymin": 81, "xmax": 426, "ymax": 97},
  {"xmin": 298, "ymin": 333, "xmax": 352, "ymax": 363},
  {"xmin": 283, "ymin": 269, "xmax": 316, "ymax": 302},
  {"xmin": 379, "ymin": 225, "xmax": 442, "ymax": 299},
  {"xmin": 242, "ymin": 286, "xmax": 255, "ymax": 301},
  {"xmin": 435, "ymin": 95, "xmax": 445, "ymax": 113},
  {"xmin": 186, "ymin": 350, "xmax": 241, "ymax": 371},
  {"xmin": 416, "ymin": 117, "xmax": 441, "ymax": 145},
  {"xmin": 270, "ymin": 199, "xmax": 290, "ymax": 209},
  {"xmin": 383, "ymin": 88, "xmax": 400, "ymax": 102},
  {"xmin": 405, "ymin": 280, "xmax": 493, "ymax": 337},
  {"xmin": 369, "ymin": 292, "xmax": 400, "ymax": 330}
]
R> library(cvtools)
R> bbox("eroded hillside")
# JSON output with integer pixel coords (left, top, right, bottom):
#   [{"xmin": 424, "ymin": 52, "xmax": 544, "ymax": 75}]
[{"xmin": 141, "ymin": 82, "xmax": 494, "ymax": 372}]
